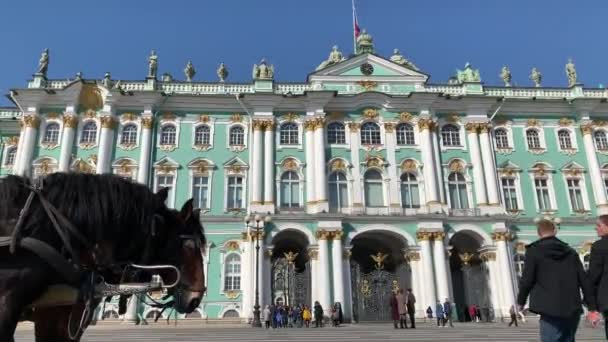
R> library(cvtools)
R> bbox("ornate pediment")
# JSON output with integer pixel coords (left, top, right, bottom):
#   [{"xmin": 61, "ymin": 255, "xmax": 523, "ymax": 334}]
[
  {"xmin": 223, "ymin": 156, "xmax": 249, "ymax": 174},
  {"xmin": 153, "ymin": 157, "xmax": 180, "ymax": 174}
]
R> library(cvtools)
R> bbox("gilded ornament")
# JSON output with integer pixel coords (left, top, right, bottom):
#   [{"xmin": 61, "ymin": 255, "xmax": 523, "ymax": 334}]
[
  {"xmin": 526, "ymin": 118, "xmax": 541, "ymax": 128},
  {"xmin": 284, "ymin": 251, "xmax": 298, "ymax": 264},
  {"xmin": 370, "ymin": 252, "xmax": 388, "ymax": 270},
  {"xmin": 5, "ymin": 136, "xmax": 19, "ymax": 146},
  {"xmin": 304, "ymin": 120, "xmax": 316, "ymax": 131},
  {"xmin": 79, "ymin": 84, "xmax": 103, "ymax": 111},
  {"xmin": 315, "ymin": 230, "xmax": 330, "ymax": 240},
  {"xmin": 252, "ymin": 58, "xmax": 274, "ymax": 80},
  {"xmin": 417, "ymin": 119, "xmax": 436, "ymax": 131},
  {"xmin": 121, "ymin": 113, "xmax": 137, "ymax": 122},
  {"xmin": 331, "ymin": 230, "xmax": 344, "ymax": 240},
  {"xmin": 366, "ymin": 157, "xmax": 383, "ymax": 168},
  {"xmin": 362, "ymin": 108, "xmax": 379, "ymax": 120},
  {"xmin": 252, "ymin": 119, "xmax": 265, "ymax": 131},
  {"xmin": 459, "ymin": 252, "xmax": 475, "ymax": 266},
  {"xmin": 313, "ymin": 117, "xmax": 326, "ymax": 130},
  {"xmin": 308, "ymin": 249, "xmax": 318, "ymax": 260},
  {"xmin": 83, "ymin": 109, "xmax": 97, "ymax": 119},
  {"xmin": 197, "ymin": 115, "xmax": 210, "ymax": 123},
  {"xmin": 192, "ymin": 160, "xmax": 209, "ymax": 174},
  {"xmin": 580, "ymin": 123, "xmax": 594, "ymax": 136},
  {"xmin": 343, "ymin": 249, "xmax": 352, "ymax": 259},
  {"xmin": 156, "ymin": 161, "xmax": 177, "ymax": 174},
  {"xmin": 398, "ymin": 112, "xmax": 413, "ymax": 122},
  {"xmin": 347, "ymin": 122, "xmax": 360, "ymax": 131},
  {"xmin": 406, "ymin": 251, "xmax": 421, "ymax": 262},
  {"xmin": 76, "ymin": 160, "xmax": 93, "ymax": 174},
  {"xmin": 281, "ymin": 112, "xmax": 299, "ymax": 122},
  {"xmin": 564, "ymin": 167, "xmax": 583, "ymax": 177},
  {"xmin": 401, "ymin": 159, "xmax": 417, "ymax": 172},
  {"xmin": 224, "ymin": 290, "xmax": 239, "ymax": 299},
  {"xmin": 558, "ymin": 118, "xmax": 573, "ymax": 127},
  {"xmin": 449, "ymin": 160, "xmax": 465, "ymax": 173},
  {"xmin": 161, "ymin": 112, "xmax": 176, "ymax": 121},
  {"xmin": 478, "ymin": 123, "xmax": 491, "ymax": 133},
  {"xmin": 282, "ymin": 158, "xmax": 298, "ymax": 171},
  {"xmin": 464, "ymin": 123, "xmax": 478, "ymax": 133},
  {"xmin": 263, "ymin": 120, "xmax": 275, "ymax": 131},
  {"xmin": 22, "ymin": 115, "xmax": 40, "ymax": 129},
  {"xmin": 225, "ymin": 240, "xmax": 239, "ymax": 251},
  {"xmin": 433, "ymin": 232, "xmax": 446, "ymax": 240},
  {"xmin": 391, "ymin": 280, "xmax": 400, "ymax": 294},
  {"xmin": 416, "ymin": 231, "xmax": 432, "ymax": 241},
  {"xmin": 330, "ymin": 159, "xmax": 347, "ymax": 171},
  {"xmin": 491, "ymin": 231, "xmax": 512, "ymax": 242},
  {"xmin": 356, "ymin": 80, "xmax": 378, "ymax": 91},
  {"xmin": 230, "ymin": 113, "xmax": 243, "ymax": 123},
  {"xmin": 384, "ymin": 122, "xmax": 395, "ymax": 133},
  {"xmin": 480, "ymin": 251, "xmax": 496, "ymax": 261},
  {"xmin": 446, "ymin": 114, "xmax": 460, "ymax": 124},
  {"xmin": 228, "ymin": 164, "xmax": 244, "ymax": 174},
  {"xmin": 46, "ymin": 112, "xmax": 59, "ymax": 119},
  {"xmin": 118, "ymin": 159, "xmax": 134, "ymax": 174},
  {"xmin": 141, "ymin": 117, "xmax": 154, "ymax": 129},
  {"xmin": 100, "ymin": 116, "xmax": 117, "ymax": 129},
  {"xmin": 593, "ymin": 120, "xmax": 608, "ymax": 127},
  {"xmin": 360, "ymin": 279, "xmax": 371, "ymax": 298},
  {"xmin": 533, "ymin": 164, "xmax": 547, "ymax": 177},
  {"xmin": 327, "ymin": 112, "xmax": 344, "ymax": 120}
]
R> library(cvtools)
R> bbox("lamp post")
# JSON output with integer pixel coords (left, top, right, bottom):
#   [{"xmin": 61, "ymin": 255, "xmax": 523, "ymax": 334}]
[{"xmin": 244, "ymin": 213, "xmax": 272, "ymax": 328}]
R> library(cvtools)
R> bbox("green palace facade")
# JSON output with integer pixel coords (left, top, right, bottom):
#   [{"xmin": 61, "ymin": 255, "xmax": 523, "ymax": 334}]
[{"xmin": 1, "ymin": 31, "xmax": 606, "ymax": 322}]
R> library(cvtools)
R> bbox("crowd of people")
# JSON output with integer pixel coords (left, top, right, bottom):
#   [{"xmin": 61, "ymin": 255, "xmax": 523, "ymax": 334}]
[{"xmin": 262, "ymin": 301, "xmax": 343, "ymax": 329}]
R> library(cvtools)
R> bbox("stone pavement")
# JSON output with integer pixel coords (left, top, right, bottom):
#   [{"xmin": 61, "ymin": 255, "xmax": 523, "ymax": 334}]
[{"xmin": 14, "ymin": 320, "xmax": 605, "ymax": 341}]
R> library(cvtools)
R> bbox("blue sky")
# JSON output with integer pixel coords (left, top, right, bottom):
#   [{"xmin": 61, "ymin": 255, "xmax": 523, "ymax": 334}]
[{"xmin": 1, "ymin": 0, "xmax": 606, "ymax": 106}]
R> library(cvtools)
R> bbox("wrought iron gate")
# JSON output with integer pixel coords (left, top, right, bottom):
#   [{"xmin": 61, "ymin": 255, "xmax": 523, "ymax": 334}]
[
  {"xmin": 351, "ymin": 262, "xmax": 404, "ymax": 322},
  {"xmin": 271, "ymin": 256, "xmax": 310, "ymax": 306}
]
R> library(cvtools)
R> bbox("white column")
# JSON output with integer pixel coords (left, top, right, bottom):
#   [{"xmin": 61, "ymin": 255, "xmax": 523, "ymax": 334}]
[
  {"xmin": 342, "ymin": 248, "xmax": 353, "ymax": 322},
  {"xmin": 407, "ymin": 250, "xmax": 425, "ymax": 316},
  {"xmin": 137, "ymin": 117, "xmax": 154, "ymax": 185},
  {"xmin": 309, "ymin": 247, "xmax": 319, "ymax": 307},
  {"xmin": 466, "ymin": 124, "xmax": 488, "ymax": 205},
  {"xmin": 479, "ymin": 124, "xmax": 500, "ymax": 205},
  {"xmin": 582, "ymin": 125, "xmax": 608, "ymax": 207},
  {"xmin": 418, "ymin": 119, "xmax": 440, "ymax": 204},
  {"xmin": 251, "ymin": 121, "xmax": 264, "ymax": 209},
  {"xmin": 349, "ymin": 123, "xmax": 363, "ymax": 211},
  {"xmin": 263, "ymin": 122, "xmax": 275, "ymax": 209},
  {"xmin": 317, "ymin": 230, "xmax": 331, "ymax": 315},
  {"xmin": 96, "ymin": 115, "xmax": 116, "ymax": 174},
  {"xmin": 432, "ymin": 233, "xmax": 450, "ymax": 303},
  {"xmin": 331, "ymin": 231, "xmax": 345, "ymax": 310},
  {"xmin": 256, "ymin": 233, "xmax": 266, "ymax": 308},
  {"xmin": 304, "ymin": 122, "xmax": 316, "ymax": 208},
  {"xmin": 16, "ymin": 114, "xmax": 40, "ymax": 176},
  {"xmin": 385, "ymin": 124, "xmax": 401, "ymax": 209},
  {"xmin": 483, "ymin": 251, "xmax": 503, "ymax": 319},
  {"xmin": 241, "ymin": 234, "xmax": 252, "ymax": 320},
  {"xmin": 495, "ymin": 234, "xmax": 516, "ymax": 314},
  {"xmin": 58, "ymin": 114, "xmax": 77, "ymax": 172},
  {"xmin": 123, "ymin": 295, "xmax": 139, "ymax": 322},
  {"xmin": 418, "ymin": 232, "xmax": 437, "ymax": 308},
  {"xmin": 14, "ymin": 128, "xmax": 25, "ymax": 174},
  {"xmin": 314, "ymin": 119, "xmax": 328, "ymax": 211}
]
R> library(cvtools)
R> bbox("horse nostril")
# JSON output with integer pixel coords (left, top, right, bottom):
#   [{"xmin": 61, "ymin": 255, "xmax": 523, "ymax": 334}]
[{"xmin": 189, "ymin": 298, "xmax": 201, "ymax": 311}]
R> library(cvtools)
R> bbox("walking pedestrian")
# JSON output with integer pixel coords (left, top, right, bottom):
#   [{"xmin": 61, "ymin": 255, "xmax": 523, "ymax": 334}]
[
  {"xmin": 468, "ymin": 305, "xmax": 476, "ymax": 322},
  {"xmin": 302, "ymin": 305, "xmax": 312, "ymax": 328},
  {"xmin": 517, "ymin": 219, "xmax": 598, "ymax": 342},
  {"xmin": 331, "ymin": 304, "xmax": 340, "ymax": 327},
  {"xmin": 508, "ymin": 305, "xmax": 518, "ymax": 327},
  {"xmin": 443, "ymin": 298, "xmax": 454, "ymax": 327},
  {"xmin": 263, "ymin": 305, "xmax": 271, "ymax": 329},
  {"xmin": 406, "ymin": 288, "xmax": 416, "ymax": 328},
  {"xmin": 390, "ymin": 291, "xmax": 401, "ymax": 328},
  {"xmin": 587, "ymin": 215, "xmax": 608, "ymax": 337},
  {"xmin": 435, "ymin": 300, "xmax": 445, "ymax": 327},
  {"xmin": 313, "ymin": 301, "xmax": 323, "ymax": 328}
]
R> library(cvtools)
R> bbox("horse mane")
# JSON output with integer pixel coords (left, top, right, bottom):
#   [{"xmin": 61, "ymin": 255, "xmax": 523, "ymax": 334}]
[{"xmin": 0, "ymin": 173, "xmax": 165, "ymax": 260}]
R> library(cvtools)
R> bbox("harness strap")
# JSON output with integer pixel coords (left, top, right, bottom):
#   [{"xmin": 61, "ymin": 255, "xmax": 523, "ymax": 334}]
[
  {"xmin": 19, "ymin": 237, "xmax": 82, "ymax": 285},
  {"xmin": 9, "ymin": 191, "xmax": 36, "ymax": 254},
  {"xmin": 35, "ymin": 192, "xmax": 79, "ymax": 263}
]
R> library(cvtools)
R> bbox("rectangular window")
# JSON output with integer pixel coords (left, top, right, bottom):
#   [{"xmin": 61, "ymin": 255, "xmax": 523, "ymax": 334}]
[
  {"xmin": 400, "ymin": 183, "xmax": 420, "ymax": 209},
  {"xmin": 567, "ymin": 178, "xmax": 585, "ymax": 211},
  {"xmin": 501, "ymin": 178, "xmax": 519, "ymax": 211},
  {"xmin": 534, "ymin": 178, "xmax": 551, "ymax": 211},
  {"xmin": 156, "ymin": 175, "xmax": 174, "ymax": 207},
  {"xmin": 192, "ymin": 176, "xmax": 209, "ymax": 209},
  {"xmin": 227, "ymin": 176, "xmax": 243, "ymax": 209},
  {"xmin": 364, "ymin": 182, "xmax": 384, "ymax": 207}
]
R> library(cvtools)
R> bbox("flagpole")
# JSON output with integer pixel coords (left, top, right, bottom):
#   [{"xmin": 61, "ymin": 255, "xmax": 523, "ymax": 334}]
[{"xmin": 352, "ymin": 0, "xmax": 357, "ymax": 54}]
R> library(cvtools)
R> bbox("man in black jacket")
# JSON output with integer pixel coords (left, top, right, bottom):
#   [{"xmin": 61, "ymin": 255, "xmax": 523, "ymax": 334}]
[
  {"xmin": 588, "ymin": 215, "xmax": 608, "ymax": 338},
  {"xmin": 517, "ymin": 219, "xmax": 597, "ymax": 342}
]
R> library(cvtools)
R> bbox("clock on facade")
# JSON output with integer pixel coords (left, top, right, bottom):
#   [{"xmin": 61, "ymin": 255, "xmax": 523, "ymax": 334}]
[{"xmin": 360, "ymin": 63, "xmax": 374, "ymax": 76}]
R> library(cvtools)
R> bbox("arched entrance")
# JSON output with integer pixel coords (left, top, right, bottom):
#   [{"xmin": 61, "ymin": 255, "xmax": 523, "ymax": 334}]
[
  {"xmin": 270, "ymin": 230, "xmax": 311, "ymax": 307},
  {"xmin": 449, "ymin": 231, "xmax": 491, "ymax": 322},
  {"xmin": 350, "ymin": 230, "xmax": 411, "ymax": 322}
]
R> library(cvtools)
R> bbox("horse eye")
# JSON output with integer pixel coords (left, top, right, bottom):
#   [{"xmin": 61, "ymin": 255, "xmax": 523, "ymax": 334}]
[{"xmin": 183, "ymin": 240, "xmax": 196, "ymax": 249}]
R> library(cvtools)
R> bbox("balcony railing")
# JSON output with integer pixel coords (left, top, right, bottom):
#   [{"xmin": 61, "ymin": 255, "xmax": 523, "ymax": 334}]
[{"xmin": 448, "ymin": 208, "xmax": 481, "ymax": 217}]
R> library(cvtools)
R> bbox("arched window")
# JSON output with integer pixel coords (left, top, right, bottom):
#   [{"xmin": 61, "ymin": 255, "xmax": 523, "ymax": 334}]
[
  {"xmin": 194, "ymin": 125, "xmax": 210, "ymax": 145},
  {"xmin": 441, "ymin": 125, "xmax": 461, "ymax": 146},
  {"xmin": 223, "ymin": 254, "xmax": 241, "ymax": 291},
  {"xmin": 400, "ymin": 173, "xmax": 420, "ymax": 208},
  {"xmin": 494, "ymin": 128, "xmax": 509, "ymax": 149},
  {"xmin": 42, "ymin": 122, "xmax": 60, "ymax": 144},
  {"xmin": 160, "ymin": 125, "xmax": 177, "ymax": 145},
  {"xmin": 279, "ymin": 122, "xmax": 299, "ymax": 145},
  {"xmin": 364, "ymin": 169, "xmax": 384, "ymax": 207},
  {"xmin": 327, "ymin": 122, "xmax": 346, "ymax": 144},
  {"xmin": 526, "ymin": 129, "xmax": 541, "ymax": 149},
  {"xmin": 396, "ymin": 123, "xmax": 415, "ymax": 145},
  {"xmin": 4, "ymin": 147, "xmax": 16, "ymax": 166},
  {"xmin": 558, "ymin": 129, "xmax": 573, "ymax": 150},
  {"xmin": 360, "ymin": 122, "xmax": 381, "ymax": 145},
  {"xmin": 80, "ymin": 121, "xmax": 97, "ymax": 144},
  {"xmin": 229, "ymin": 126, "xmax": 244, "ymax": 146},
  {"xmin": 121, "ymin": 124, "xmax": 138, "ymax": 145},
  {"xmin": 448, "ymin": 172, "xmax": 469, "ymax": 209},
  {"xmin": 280, "ymin": 171, "xmax": 300, "ymax": 208},
  {"xmin": 595, "ymin": 131, "xmax": 608, "ymax": 150},
  {"xmin": 328, "ymin": 172, "xmax": 348, "ymax": 212}
]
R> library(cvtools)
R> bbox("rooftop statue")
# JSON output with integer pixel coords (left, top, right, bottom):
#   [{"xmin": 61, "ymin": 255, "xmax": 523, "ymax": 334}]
[
  {"xmin": 148, "ymin": 50, "xmax": 158, "ymax": 79},
  {"xmin": 390, "ymin": 48, "xmax": 419, "ymax": 71},
  {"xmin": 184, "ymin": 60, "xmax": 196, "ymax": 82},
  {"xmin": 530, "ymin": 67, "xmax": 542, "ymax": 87},
  {"xmin": 102, "ymin": 72, "xmax": 112, "ymax": 88},
  {"xmin": 217, "ymin": 62, "xmax": 229, "ymax": 82},
  {"xmin": 456, "ymin": 62, "xmax": 481, "ymax": 83},
  {"xmin": 37, "ymin": 48, "xmax": 49, "ymax": 76},
  {"xmin": 252, "ymin": 58, "xmax": 274, "ymax": 80},
  {"xmin": 161, "ymin": 73, "xmax": 173, "ymax": 82},
  {"xmin": 500, "ymin": 66, "xmax": 512, "ymax": 87},
  {"xmin": 356, "ymin": 29, "xmax": 374, "ymax": 54},
  {"xmin": 316, "ymin": 45, "xmax": 346, "ymax": 70},
  {"xmin": 566, "ymin": 58, "xmax": 577, "ymax": 87}
]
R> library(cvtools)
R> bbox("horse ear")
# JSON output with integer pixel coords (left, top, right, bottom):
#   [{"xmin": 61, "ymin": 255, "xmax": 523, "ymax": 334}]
[
  {"xmin": 156, "ymin": 187, "xmax": 169, "ymax": 203},
  {"xmin": 179, "ymin": 198, "xmax": 195, "ymax": 222}
]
